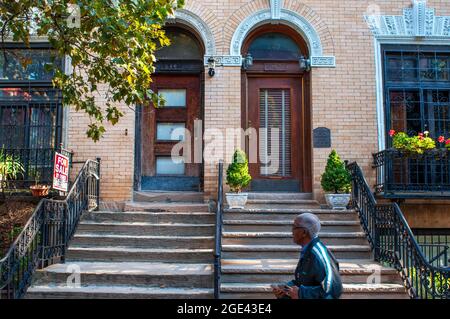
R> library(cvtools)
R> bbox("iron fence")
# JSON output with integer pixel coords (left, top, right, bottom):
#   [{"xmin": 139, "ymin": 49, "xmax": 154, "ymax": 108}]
[
  {"xmin": 373, "ymin": 149, "xmax": 450, "ymax": 197},
  {"xmin": 214, "ymin": 160, "xmax": 223, "ymax": 299},
  {"xmin": 0, "ymin": 86, "xmax": 63, "ymax": 190},
  {"xmin": 348, "ymin": 161, "xmax": 449, "ymax": 299},
  {"xmin": 0, "ymin": 158, "xmax": 100, "ymax": 299},
  {"xmin": 413, "ymin": 229, "xmax": 450, "ymax": 268}
]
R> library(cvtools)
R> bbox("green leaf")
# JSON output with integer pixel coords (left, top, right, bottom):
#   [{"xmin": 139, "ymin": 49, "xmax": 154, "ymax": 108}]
[{"xmin": 0, "ymin": 0, "xmax": 183, "ymax": 142}]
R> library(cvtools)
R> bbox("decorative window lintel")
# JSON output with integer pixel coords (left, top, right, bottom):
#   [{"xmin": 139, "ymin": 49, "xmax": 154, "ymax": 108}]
[{"xmin": 365, "ymin": 0, "xmax": 450, "ymax": 38}]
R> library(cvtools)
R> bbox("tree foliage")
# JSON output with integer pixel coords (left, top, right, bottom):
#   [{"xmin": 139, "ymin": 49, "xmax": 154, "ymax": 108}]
[
  {"xmin": 226, "ymin": 149, "xmax": 251, "ymax": 193},
  {"xmin": 0, "ymin": 0, "xmax": 184, "ymax": 141},
  {"xmin": 320, "ymin": 149, "xmax": 351, "ymax": 194}
]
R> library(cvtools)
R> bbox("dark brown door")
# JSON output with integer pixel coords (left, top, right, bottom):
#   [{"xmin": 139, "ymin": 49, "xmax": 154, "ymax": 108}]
[
  {"xmin": 141, "ymin": 74, "xmax": 201, "ymax": 191},
  {"xmin": 247, "ymin": 77, "xmax": 302, "ymax": 191}
]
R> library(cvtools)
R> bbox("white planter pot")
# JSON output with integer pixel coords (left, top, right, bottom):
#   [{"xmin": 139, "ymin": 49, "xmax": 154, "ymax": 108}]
[
  {"xmin": 325, "ymin": 194, "xmax": 351, "ymax": 210},
  {"xmin": 226, "ymin": 193, "xmax": 248, "ymax": 209}
]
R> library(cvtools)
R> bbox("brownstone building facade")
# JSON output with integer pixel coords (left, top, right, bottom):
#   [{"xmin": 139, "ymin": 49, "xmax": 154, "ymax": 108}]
[{"xmin": 3, "ymin": 1, "xmax": 448, "ymax": 228}]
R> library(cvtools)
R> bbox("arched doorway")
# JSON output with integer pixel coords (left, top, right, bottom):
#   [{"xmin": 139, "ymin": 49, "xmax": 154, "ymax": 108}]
[
  {"xmin": 242, "ymin": 25, "xmax": 312, "ymax": 192},
  {"xmin": 135, "ymin": 26, "xmax": 204, "ymax": 191}
]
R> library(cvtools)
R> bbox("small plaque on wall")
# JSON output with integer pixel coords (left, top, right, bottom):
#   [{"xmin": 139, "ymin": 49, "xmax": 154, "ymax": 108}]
[{"xmin": 313, "ymin": 127, "xmax": 331, "ymax": 148}]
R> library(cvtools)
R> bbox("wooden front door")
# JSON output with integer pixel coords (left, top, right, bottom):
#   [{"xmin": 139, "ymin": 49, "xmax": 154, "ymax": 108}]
[
  {"xmin": 141, "ymin": 74, "xmax": 202, "ymax": 191},
  {"xmin": 247, "ymin": 77, "xmax": 303, "ymax": 192}
]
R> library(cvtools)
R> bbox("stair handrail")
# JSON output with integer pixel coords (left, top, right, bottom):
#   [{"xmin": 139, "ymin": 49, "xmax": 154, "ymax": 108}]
[
  {"xmin": 347, "ymin": 161, "xmax": 449, "ymax": 299},
  {"xmin": 214, "ymin": 160, "xmax": 224, "ymax": 299},
  {"xmin": 0, "ymin": 158, "xmax": 100, "ymax": 299}
]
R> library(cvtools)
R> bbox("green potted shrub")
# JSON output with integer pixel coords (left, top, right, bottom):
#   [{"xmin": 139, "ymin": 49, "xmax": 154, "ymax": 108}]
[
  {"xmin": 225, "ymin": 149, "xmax": 252, "ymax": 209},
  {"xmin": 321, "ymin": 150, "xmax": 352, "ymax": 210}
]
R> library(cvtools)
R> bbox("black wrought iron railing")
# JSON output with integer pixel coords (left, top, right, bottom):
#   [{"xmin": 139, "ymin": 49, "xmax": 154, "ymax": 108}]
[
  {"xmin": 373, "ymin": 149, "xmax": 450, "ymax": 198},
  {"xmin": 413, "ymin": 228, "xmax": 450, "ymax": 268},
  {"xmin": 348, "ymin": 161, "xmax": 449, "ymax": 299},
  {"xmin": 214, "ymin": 160, "xmax": 223, "ymax": 299},
  {"xmin": 0, "ymin": 145, "xmax": 72, "ymax": 190},
  {"xmin": 418, "ymin": 244, "xmax": 449, "ymax": 268},
  {"xmin": 0, "ymin": 158, "xmax": 100, "ymax": 299}
]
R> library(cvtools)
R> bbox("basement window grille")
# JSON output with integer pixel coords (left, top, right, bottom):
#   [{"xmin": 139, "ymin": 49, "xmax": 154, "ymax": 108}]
[{"xmin": 0, "ymin": 45, "xmax": 63, "ymax": 187}]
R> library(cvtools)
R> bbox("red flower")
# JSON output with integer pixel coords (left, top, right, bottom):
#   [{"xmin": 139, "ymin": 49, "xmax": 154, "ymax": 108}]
[
  {"xmin": 418, "ymin": 132, "xmax": 424, "ymax": 137},
  {"xmin": 389, "ymin": 130, "xmax": 396, "ymax": 137},
  {"xmin": 438, "ymin": 136, "xmax": 445, "ymax": 143},
  {"xmin": 446, "ymin": 139, "xmax": 450, "ymax": 145}
]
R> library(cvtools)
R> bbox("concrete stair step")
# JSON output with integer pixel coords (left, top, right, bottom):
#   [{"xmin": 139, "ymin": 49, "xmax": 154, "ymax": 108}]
[
  {"xmin": 223, "ymin": 209, "xmax": 358, "ymax": 221},
  {"xmin": 26, "ymin": 285, "xmax": 213, "ymax": 299},
  {"xmin": 220, "ymin": 259, "xmax": 402, "ymax": 284},
  {"xmin": 83, "ymin": 211, "xmax": 215, "ymax": 224},
  {"xmin": 133, "ymin": 191, "xmax": 204, "ymax": 203},
  {"xmin": 245, "ymin": 200, "xmax": 320, "ymax": 209},
  {"xmin": 66, "ymin": 247, "xmax": 214, "ymax": 263},
  {"xmin": 223, "ymin": 220, "xmax": 362, "ymax": 232},
  {"xmin": 77, "ymin": 221, "xmax": 215, "ymax": 236},
  {"xmin": 222, "ymin": 232, "xmax": 368, "ymax": 246},
  {"xmin": 247, "ymin": 199, "xmax": 318, "ymax": 205},
  {"xmin": 220, "ymin": 283, "xmax": 408, "ymax": 299},
  {"xmin": 221, "ymin": 244, "xmax": 372, "ymax": 259},
  {"xmin": 246, "ymin": 193, "xmax": 313, "ymax": 200},
  {"xmin": 33, "ymin": 262, "xmax": 213, "ymax": 288},
  {"xmin": 124, "ymin": 202, "xmax": 210, "ymax": 212},
  {"xmin": 71, "ymin": 234, "xmax": 214, "ymax": 249}
]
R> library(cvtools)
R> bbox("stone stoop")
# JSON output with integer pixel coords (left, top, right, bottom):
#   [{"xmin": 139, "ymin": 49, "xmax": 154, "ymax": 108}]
[
  {"xmin": 219, "ymin": 193, "xmax": 409, "ymax": 299},
  {"xmin": 26, "ymin": 192, "xmax": 215, "ymax": 299}
]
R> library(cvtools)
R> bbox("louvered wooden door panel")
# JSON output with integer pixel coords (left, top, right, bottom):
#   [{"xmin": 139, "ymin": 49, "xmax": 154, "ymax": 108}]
[
  {"xmin": 259, "ymin": 88, "xmax": 292, "ymax": 177},
  {"xmin": 247, "ymin": 77, "xmax": 302, "ymax": 191}
]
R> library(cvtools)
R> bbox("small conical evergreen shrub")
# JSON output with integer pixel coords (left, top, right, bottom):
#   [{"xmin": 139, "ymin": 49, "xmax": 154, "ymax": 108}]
[
  {"xmin": 226, "ymin": 149, "xmax": 251, "ymax": 193},
  {"xmin": 320, "ymin": 150, "xmax": 351, "ymax": 194}
]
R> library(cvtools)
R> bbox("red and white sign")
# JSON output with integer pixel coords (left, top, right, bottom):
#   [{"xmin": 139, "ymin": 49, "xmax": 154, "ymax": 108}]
[{"xmin": 53, "ymin": 152, "xmax": 70, "ymax": 192}]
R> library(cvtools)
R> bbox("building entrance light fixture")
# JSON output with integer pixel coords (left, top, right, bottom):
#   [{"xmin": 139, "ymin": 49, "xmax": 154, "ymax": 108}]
[
  {"xmin": 299, "ymin": 55, "xmax": 311, "ymax": 72},
  {"xmin": 207, "ymin": 57, "xmax": 216, "ymax": 77},
  {"xmin": 242, "ymin": 53, "xmax": 253, "ymax": 70}
]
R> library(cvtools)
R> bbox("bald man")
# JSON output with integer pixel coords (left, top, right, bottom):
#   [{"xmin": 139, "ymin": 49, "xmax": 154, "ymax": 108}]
[{"xmin": 272, "ymin": 213, "xmax": 343, "ymax": 299}]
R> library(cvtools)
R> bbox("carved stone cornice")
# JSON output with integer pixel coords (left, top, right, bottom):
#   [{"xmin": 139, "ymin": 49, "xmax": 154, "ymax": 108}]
[{"xmin": 365, "ymin": 0, "xmax": 450, "ymax": 38}]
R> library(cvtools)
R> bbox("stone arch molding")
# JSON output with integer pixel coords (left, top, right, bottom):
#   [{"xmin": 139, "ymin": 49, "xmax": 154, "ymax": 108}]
[
  {"xmin": 229, "ymin": 9, "xmax": 335, "ymax": 68},
  {"xmin": 166, "ymin": 9, "xmax": 216, "ymax": 58}
]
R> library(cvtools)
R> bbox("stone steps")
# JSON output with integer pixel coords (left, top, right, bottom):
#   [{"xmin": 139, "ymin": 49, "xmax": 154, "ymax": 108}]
[
  {"xmin": 66, "ymin": 246, "xmax": 213, "ymax": 263},
  {"xmin": 219, "ymin": 198, "xmax": 408, "ymax": 299},
  {"xmin": 221, "ymin": 259, "xmax": 402, "ymax": 284},
  {"xmin": 71, "ymin": 233, "xmax": 214, "ymax": 249},
  {"xmin": 133, "ymin": 191, "xmax": 205, "ymax": 203},
  {"xmin": 26, "ymin": 285, "xmax": 213, "ymax": 299},
  {"xmin": 223, "ymin": 209, "xmax": 359, "ymax": 221},
  {"xmin": 124, "ymin": 202, "xmax": 210, "ymax": 212},
  {"xmin": 220, "ymin": 283, "xmax": 408, "ymax": 299},
  {"xmin": 32, "ymin": 262, "xmax": 213, "ymax": 288},
  {"xmin": 222, "ymin": 232, "xmax": 368, "ymax": 246},
  {"xmin": 27, "ymin": 198, "xmax": 216, "ymax": 299},
  {"xmin": 221, "ymin": 244, "xmax": 373, "ymax": 259},
  {"xmin": 77, "ymin": 221, "xmax": 215, "ymax": 236},
  {"xmin": 246, "ymin": 192, "xmax": 313, "ymax": 200},
  {"xmin": 245, "ymin": 200, "xmax": 320, "ymax": 209},
  {"xmin": 223, "ymin": 220, "xmax": 362, "ymax": 232},
  {"xmin": 83, "ymin": 211, "xmax": 215, "ymax": 224}
]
